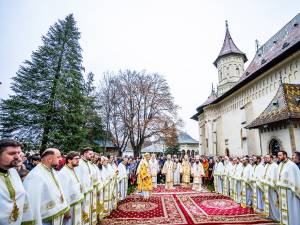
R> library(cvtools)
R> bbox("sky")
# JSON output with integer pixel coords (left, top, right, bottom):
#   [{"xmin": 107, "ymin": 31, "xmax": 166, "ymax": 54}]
[{"xmin": 0, "ymin": 0, "xmax": 299, "ymax": 140}]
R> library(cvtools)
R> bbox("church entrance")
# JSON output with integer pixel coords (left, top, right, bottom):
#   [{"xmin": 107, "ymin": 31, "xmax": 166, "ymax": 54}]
[{"xmin": 269, "ymin": 139, "xmax": 281, "ymax": 156}]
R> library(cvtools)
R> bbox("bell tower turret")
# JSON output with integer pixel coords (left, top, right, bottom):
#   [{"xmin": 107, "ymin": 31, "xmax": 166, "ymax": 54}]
[{"xmin": 214, "ymin": 21, "xmax": 247, "ymax": 95}]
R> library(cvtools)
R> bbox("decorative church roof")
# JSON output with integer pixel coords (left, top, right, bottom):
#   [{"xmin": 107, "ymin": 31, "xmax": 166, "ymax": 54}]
[
  {"xmin": 192, "ymin": 13, "xmax": 300, "ymax": 121},
  {"xmin": 246, "ymin": 83, "xmax": 300, "ymax": 129},
  {"xmin": 213, "ymin": 21, "xmax": 247, "ymax": 67}
]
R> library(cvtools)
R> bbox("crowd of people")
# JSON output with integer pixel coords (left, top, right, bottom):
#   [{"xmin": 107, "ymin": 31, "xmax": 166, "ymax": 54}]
[
  {"xmin": 1, "ymin": 138, "xmax": 300, "ymax": 225},
  {"xmin": 0, "ymin": 139, "xmax": 130, "ymax": 225}
]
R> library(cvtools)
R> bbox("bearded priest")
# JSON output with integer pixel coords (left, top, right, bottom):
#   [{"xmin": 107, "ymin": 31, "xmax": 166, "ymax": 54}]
[
  {"xmin": 276, "ymin": 150, "xmax": 300, "ymax": 225},
  {"xmin": 58, "ymin": 151, "xmax": 84, "ymax": 225},
  {"xmin": 0, "ymin": 139, "xmax": 34, "ymax": 225},
  {"xmin": 240, "ymin": 157, "xmax": 253, "ymax": 208},
  {"xmin": 162, "ymin": 154, "xmax": 176, "ymax": 190},
  {"xmin": 191, "ymin": 155, "xmax": 205, "ymax": 191},
  {"xmin": 75, "ymin": 148, "xmax": 94, "ymax": 225},
  {"xmin": 261, "ymin": 154, "xmax": 279, "ymax": 222},
  {"xmin": 118, "ymin": 157, "xmax": 129, "ymax": 200},
  {"xmin": 23, "ymin": 148, "xmax": 69, "ymax": 225},
  {"xmin": 137, "ymin": 153, "xmax": 152, "ymax": 199}
]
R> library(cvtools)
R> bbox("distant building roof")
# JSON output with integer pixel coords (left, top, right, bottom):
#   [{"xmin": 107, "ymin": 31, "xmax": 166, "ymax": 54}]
[
  {"xmin": 246, "ymin": 83, "xmax": 300, "ymax": 129},
  {"xmin": 192, "ymin": 13, "xmax": 300, "ymax": 121},
  {"xmin": 178, "ymin": 132, "xmax": 199, "ymax": 144},
  {"xmin": 94, "ymin": 140, "xmax": 116, "ymax": 148},
  {"xmin": 213, "ymin": 21, "xmax": 247, "ymax": 67},
  {"xmin": 141, "ymin": 144, "xmax": 164, "ymax": 153}
]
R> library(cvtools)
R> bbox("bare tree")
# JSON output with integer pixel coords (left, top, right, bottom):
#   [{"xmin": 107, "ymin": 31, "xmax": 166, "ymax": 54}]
[{"xmin": 98, "ymin": 70, "xmax": 179, "ymax": 157}]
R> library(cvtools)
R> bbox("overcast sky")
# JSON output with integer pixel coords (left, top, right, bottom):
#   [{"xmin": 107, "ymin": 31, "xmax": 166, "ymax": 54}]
[{"xmin": 0, "ymin": 0, "xmax": 299, "ymax": 140}]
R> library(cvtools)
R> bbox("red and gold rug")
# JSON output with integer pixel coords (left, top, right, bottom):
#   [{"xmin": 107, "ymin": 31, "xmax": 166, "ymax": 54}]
[{"xmin": 100, "ymin": 185, "xmax": 277, "ymax": 225}]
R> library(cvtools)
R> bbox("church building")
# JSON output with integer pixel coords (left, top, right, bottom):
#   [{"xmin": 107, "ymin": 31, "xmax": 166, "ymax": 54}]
[{"xmin": 191, "ymin": 13, "xmax": 300, "ymax": 157}]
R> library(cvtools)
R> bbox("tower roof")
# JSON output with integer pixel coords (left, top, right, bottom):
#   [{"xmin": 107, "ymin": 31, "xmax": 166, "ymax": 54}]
[{"xmin": 213, "ymin": 21, "xmax": 247, "ymax": 67}]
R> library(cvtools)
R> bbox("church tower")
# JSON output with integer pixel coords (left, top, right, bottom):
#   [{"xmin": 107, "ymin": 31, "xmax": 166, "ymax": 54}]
[{"xmin": 214, "ymin": 21, "xmax": 247, "ymax": 95}]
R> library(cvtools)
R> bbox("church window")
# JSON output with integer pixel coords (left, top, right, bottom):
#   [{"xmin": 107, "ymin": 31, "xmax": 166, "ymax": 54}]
[
  {"xmin": 269, "ymin": 139, "xmax": 281, "ymax": 156},
  {"xmin": 236, "ymin": 67, "xmax": 240, "ymax": 75}
]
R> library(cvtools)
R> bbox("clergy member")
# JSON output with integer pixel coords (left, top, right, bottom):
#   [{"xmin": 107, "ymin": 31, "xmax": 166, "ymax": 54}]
[
  {"xmin": 0, "ymin": 139, "xmax": 34, "ymax": 225},
  {"xmin": 213, "ymin": 156, "xmax": 225, "ymax": 194},
  {"xmin": 173, "ymin": 158, "xmax": 181, "ymax": 186},
  {"xmin": 261, "ymin": 154, "xmax": 279, "ymax": 221},
  {"xmin": 222, "ymin": 157, "xmax": 233, "ymax": 196},
  {"xmin": 276, "ymin": 150, "xmax": 300, "ymax": 225},
  {"xmin": 100, "ymin": 157, "xmax": 112, "ymax": 214},
  {"xmin": 251, "ymin": 155, "xmax": 265, "ymax": 213},
  {"xmin": 191, "ymin": 155, "xmax": 205, "ymax": 191},
  {"xmin": 180, "ymin": 155, "xmax": 191, "ymax": 187},
  {"xmin": 149, "ymin": 154, "xmax": 159, "ymax": 188},
  {"xmin": 240, "ymin": 157, "xmax": 253, "ymax": 208},
  {"xmin": 232, "ymin": 157, "xmax": 243, "ymax": 204},
  {"xmin": 137, "ymin": 153, "xmax": 152, "ymax": 199},
  {"xmin": 23, "ymin": 148, "xmax": 69, "ymax": 225},
  {"xmin": 75, "ymin": 147, "xmax": 94, "ymax": 225},
  {"xmin": 58, "ymin": 151, "xmax": 83, "ymax": 225},
  {"xmin": 118, "ymin": 157, "xmax": 128, "ymax": 200},
  {"xmin": 162, "ymin": 154, "xmax": 176, "ymax": 190}
]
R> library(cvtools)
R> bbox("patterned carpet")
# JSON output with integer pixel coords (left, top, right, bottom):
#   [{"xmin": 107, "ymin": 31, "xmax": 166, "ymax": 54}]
[{"xmin": 100, "ymin": 185, "xmax": 277, "ymax": 225}]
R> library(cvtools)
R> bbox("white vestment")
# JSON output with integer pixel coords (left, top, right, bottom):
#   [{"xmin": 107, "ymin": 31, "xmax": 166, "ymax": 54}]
[
  {"xmin": 261, "ymin": 162, "xmax": 279, "ymax": 221},
  {"xmin": 241, "ymin": 164, "xmax": 253, "ymax": 207},
  {"xmin": 191, "ymin": 162, "xmax": 205, "ymax": 191},
  {"xmin": 251, "ymin": 163, "xmax": 265, "ymax": 212},
  {"xmin": 213, "ymin": 162, "xmax": 225, "ymax": 194},
  {"xmin": 90, "ymin": 163, "xmax": 101, "ymax": 224},
  {"xmin": 0, "ymin": 168, "xmax": 34, "ymax": 225},
  {"xmin": 117, "ymin": 163, "xmax": 128, "ymax": 200},
  {"xmin": 100, "ymin": 166, "xmax": 112, "ymax": 214},
  {"xmin": 75, "ymin": 159, "xmax": 93, "ymax": 225},
  {"xmin": 276, "ymin": 160, "xmax": 300, "ymax": 225},
  {"xmin": 162, "ymin": 160, "xmax": 175, "ymax": 189},
  {"xmin": 58, "ymin": 165, "xmax": 84, "ymax": 225},
  {"xmin": 149, "ymin": 159, "xmax": 159, "ymax": 187},
  {"xmin": 107, "ymin": 163, "xmax": 118, "ymax": 209},
  {"xmin": 223, "ymin": 162, "xmax": 233, "ymax": 196},
  {"xmin": 23, "ymin": 164, "xmax": 69, "ymax": 225},
  {"xmin": 173, "ymin": 163, "xmax": 182, "ymax": 186},
  {"xmin": 232, "ymin": 163, "xmax": 243, "ymax": 203}
]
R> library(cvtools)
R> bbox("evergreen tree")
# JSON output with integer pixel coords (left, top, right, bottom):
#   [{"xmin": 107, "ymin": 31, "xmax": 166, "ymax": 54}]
[
  {"xmin": 82, "ymin": 72, "xmax": 104, "ymax": 151},
  {"xmin": 0, "ymin": 14, "xmax": 87, "ymax": 153}
]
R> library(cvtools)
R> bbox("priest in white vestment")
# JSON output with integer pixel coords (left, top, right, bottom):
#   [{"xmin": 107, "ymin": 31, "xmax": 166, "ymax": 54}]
[
  {"xmin": 173, "ymin": 158, "xmax": 181, "ymax": 186},
  {"xmin": 90, "ymin": 153, "xmax": 102, "ymax": 224},
  {"xmin": 100, "ymin": 157, "xmax": 112, "ymax": 214},
  {"xmin": 222, "ymin": 157, "xmax": 233, "ymax": 196},
  {"xmin": 149, "ymin": 154, "xmax": 159, "ymax": 188},
  {"xmin": 240, "ymin": 157, "xmax": 253, "ymax": 208},
  {"xmin": 0, "ymin": 139, "xmax": 34, "ymax": 225},
  {"xmin": 118, "ymin": 157, "xmax": 129, "ymax": 200},
  {"xmin": 276, "ymin": 151, "xmax": 300, "ymax": 225},
  {"xmin": 107, "ymin": 155, "xmax": 118, "ymax": 209},
  {"xmin": 162, "ymin": 154, "xmax": 176, "ymax": 190},
  {"xmin": 75, "ymin": 148, "xmax": 94, "ymax": 225},
  {"xmin": 232, "ymin": 158, "xmax": 243, "ymax": 204},
  {"xmin": 191, "ymin": 155, "xmax": 205, "ymax": 191},
  {"xmin": 261, "ymin": 154, "xmax": 280, "ymax": 221},
  {"xmin": 58, "ymin": 151, "xmax": 83, "ymax": 225},
  {"xmin": 251, "ymin": 156, "xmax": 265, "ymax": 213},
  {"xmin": 23, "ymin": 148, "xmax": 69, "ymax": 225},
  {"xmin": 213, "ymin": 157, "xmax": 225, "ymax": 194}
]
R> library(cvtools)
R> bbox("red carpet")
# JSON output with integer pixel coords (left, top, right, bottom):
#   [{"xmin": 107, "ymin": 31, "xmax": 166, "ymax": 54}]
[{"xmin": 100, "ymin": 185, "xmax": 277, "ymax": 225}]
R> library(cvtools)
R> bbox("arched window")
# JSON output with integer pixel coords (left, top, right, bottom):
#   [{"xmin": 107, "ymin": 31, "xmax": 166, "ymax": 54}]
[
  {"xmin": 191, "ymin": 150, "xmax": 195, "ymax": 158},
  {"xmin": 187, "ymin": 150, "xmax": 191, "ymax": 157},
  {"xmin": 269, "ymin": 139, "xmax": 281, "ymax": 156},
  {"xmin": 225, "ymin": 148, "xmax": 230, "ymax": 157}
]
